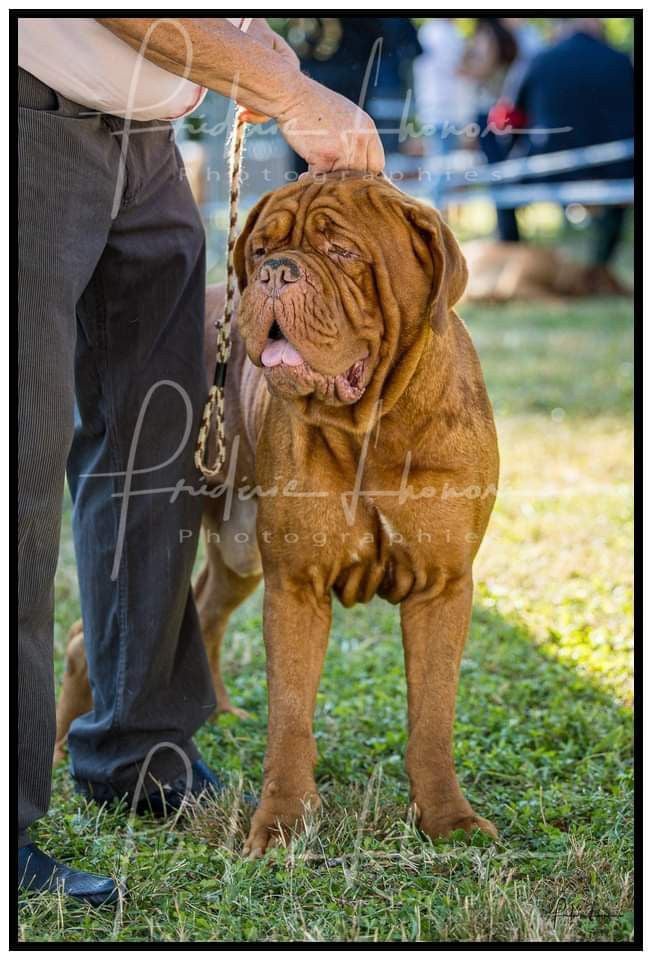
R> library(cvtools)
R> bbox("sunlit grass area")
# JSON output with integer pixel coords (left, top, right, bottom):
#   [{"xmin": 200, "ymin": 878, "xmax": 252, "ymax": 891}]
[
  {"xmin": 467, "ymin": 298, "xmax": 634, "ymax": 705},
  {"xmin": 21, "ymin": 294, "xmax": 634, "ymax": 943}
]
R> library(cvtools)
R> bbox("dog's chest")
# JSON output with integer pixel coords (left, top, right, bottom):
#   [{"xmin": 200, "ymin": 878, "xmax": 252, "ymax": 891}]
[
  {"xmin": 256, "ymin": 416, "xmax": 477, "ymax": 608},
  {"xmin": 330, "ymin": 497, "xmax": 437, "ymax": 607}
]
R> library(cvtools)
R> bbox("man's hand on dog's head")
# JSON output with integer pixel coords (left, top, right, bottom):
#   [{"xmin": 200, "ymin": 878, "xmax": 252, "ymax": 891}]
[
  {"xmin": 241, "ymin": 73, "xmax": 385, "ymax": 176},
  {"xmin": 276, "ymin": 75, "xmax": 385, "ymax": 175}
]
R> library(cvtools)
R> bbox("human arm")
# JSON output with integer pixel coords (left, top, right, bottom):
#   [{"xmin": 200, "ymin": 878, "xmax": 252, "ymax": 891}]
[{"xmin": 95, "ymin": 17, "xmax": 384, "ymax": 173}]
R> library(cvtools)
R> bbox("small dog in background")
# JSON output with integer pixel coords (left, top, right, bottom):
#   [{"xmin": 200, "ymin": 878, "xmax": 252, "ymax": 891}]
[{"xmin": 462, "ymin": 239, "xmax": 629, "ymax": 302}]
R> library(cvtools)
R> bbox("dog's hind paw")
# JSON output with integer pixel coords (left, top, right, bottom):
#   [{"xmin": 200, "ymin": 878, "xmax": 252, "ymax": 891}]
[
  {"xmin": 417, "ymin": 806, "xmax": 498, "ymax": 842},
  {"xmin": 214, "ymin": 700, "xmax": 252, "ymax": 721}
]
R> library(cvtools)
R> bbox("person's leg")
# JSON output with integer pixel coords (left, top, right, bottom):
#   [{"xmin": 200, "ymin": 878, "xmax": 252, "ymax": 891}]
[
  {"xmin": 495, "ymin": 208, "xmax": 520, "ymax": 244},
  {"xmin": 592, "ymin": 206, "xmax": 626, "ymax": 265},
  {"xmin": 478, "ymin": 119, "xmax": 520, "ymax": 243},
  {"xmin": 17, "ymin": 69, "xmax": 118, "ymax": 847},
  {"xmin": 67, "ymin": 118, "xmax": 216, "ymax": 799}
]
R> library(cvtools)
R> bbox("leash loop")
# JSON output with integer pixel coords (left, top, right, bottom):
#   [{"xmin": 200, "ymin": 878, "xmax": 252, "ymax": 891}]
[{"xmin": 195, "ymin": 18, "xmax": 251, "ymax": 480}]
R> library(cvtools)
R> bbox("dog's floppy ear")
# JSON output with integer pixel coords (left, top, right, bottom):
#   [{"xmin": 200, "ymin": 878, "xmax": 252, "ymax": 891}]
[
  {"xmin": 233, "ymin": 193, "xmax": 271, "ymax": 293},
  {"xmin": 402, "ymin": 199, "xmax": 468, "ymax": 331}
]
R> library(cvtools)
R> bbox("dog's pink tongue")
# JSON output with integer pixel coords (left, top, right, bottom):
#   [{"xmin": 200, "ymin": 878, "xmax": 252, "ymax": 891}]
[{"xmin": 261, "ymin": 338, "xmax": 303, "ymax": 367}]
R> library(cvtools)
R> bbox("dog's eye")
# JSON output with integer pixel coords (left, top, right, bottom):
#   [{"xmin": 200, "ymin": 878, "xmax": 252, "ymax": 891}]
[
  {"xmin": 330, "ymin": 244, "xmax": 358, "ymax": 260},
  {"xmin": 252, "ymin": 246, "xmax": 266, "ymax": 260}
]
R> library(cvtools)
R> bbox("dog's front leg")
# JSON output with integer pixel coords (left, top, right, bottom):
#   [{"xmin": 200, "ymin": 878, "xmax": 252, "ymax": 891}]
[
  {"xmin": 243, "ymin": 582, "xmax": 331, "ymax": 858},
  {"xmin": 400, "ymin": 575, "xmax": 497, "ymax": 841}
]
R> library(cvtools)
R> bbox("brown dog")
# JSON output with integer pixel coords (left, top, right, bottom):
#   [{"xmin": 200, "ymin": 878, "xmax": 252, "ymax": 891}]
[
  {"xmin": 462, "ymin": 238, "xmax": 630, "ymax": 302},
  {"xmin": 56, "ymin": 174, "xmax": 499, "ymax": 855}
]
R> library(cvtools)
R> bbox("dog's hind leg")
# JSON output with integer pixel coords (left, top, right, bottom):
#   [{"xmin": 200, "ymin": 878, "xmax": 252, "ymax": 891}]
[
  {"xmin": 53, "ymin": 621, "xmax": 93, "ymax": 766},
  {"xmin": 195, "ymin": 497, "xmax": 262, "ymax": 720}
]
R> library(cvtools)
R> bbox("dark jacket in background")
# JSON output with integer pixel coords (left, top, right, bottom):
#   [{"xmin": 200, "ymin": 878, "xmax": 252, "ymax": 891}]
[
  {"xmin": 515, "ymin": 30, "xmax": 634, "ymax": 180},
  {"xmin": 298, "ymin": 16, "xmax": 419, "ymax": 104},
  {"xmin": 289, "ymin": 16, "xmax": 421, "ymax": 170}
]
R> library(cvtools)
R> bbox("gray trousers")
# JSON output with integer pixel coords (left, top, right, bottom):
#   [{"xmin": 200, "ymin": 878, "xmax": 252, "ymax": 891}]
[{"xmin": 18, "ymin": 68, "xmax": 216, "ymax": 844}]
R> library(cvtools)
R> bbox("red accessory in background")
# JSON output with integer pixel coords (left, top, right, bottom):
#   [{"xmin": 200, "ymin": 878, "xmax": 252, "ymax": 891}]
[{"xmin": 488, "ymin": 99, "xmax": 528, "ymax": 132}]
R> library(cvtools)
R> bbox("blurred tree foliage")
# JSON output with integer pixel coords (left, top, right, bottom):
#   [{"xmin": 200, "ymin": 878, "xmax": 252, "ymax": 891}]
[{"xmin": 601, "ymin": 17, "xmax": 635, "ymax": 51}]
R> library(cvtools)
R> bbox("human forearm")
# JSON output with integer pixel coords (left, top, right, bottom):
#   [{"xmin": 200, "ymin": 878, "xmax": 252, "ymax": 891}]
[{"xmin": 95, "ymin": 17, "xmax": 301, "ymax": 119}]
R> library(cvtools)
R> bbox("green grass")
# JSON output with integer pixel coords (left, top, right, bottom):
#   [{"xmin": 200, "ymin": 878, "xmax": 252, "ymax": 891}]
[{"xmin": 20, "ymin": 294, "xmax": 634, "ymax": 943}]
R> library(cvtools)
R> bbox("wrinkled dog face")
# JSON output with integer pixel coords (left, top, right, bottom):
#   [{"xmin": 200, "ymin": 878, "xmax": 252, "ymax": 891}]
[
  {"xmin": 234, "ymin": 174, "xmax": 467, "ymax": 408},
  {"xmin": 234, "ymin": 177, "xmax": 385, "ymax": 405}
]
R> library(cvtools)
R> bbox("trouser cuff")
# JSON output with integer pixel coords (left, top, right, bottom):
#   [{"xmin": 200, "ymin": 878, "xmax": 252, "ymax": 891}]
[{"xmin": 73, "ymin": 739, "xmax": 200, "ymax": 804}]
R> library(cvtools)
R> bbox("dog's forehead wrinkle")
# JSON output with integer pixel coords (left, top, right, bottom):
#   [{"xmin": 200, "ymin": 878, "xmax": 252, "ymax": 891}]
[
  {"xmin": 255, "ymin": 206, "xmax": 295, "ymax": 246},
  {"xmin": 261, "ymin": 178, "xmax": 390, "ymax": 253},
  {"xmin": 287, "ymin": 180, "xmax": 327, "ymax": 247}
]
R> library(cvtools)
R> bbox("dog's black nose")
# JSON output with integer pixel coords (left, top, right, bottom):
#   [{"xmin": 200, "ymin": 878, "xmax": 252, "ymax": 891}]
[{"xmin": 259, "ymin": 257, "xmax": 301, "ymax": 294}]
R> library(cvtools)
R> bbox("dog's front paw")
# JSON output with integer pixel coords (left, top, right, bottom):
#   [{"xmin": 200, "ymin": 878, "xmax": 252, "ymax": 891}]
[
  {"xmin": 416, "ymin": 803, "xmax": 498, "ymax": 842},
  {"xmin": 242, "ymin": 783, "xmax": 320, "ymax": 859}
]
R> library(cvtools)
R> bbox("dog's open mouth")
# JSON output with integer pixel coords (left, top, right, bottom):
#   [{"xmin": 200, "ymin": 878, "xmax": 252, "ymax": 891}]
[{"xmin": 260, "ymin": 336, "xmax": 368, "ymax": 405}]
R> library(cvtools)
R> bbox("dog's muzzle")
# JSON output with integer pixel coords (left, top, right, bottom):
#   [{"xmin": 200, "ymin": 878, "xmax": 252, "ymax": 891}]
[{"xmin": 258, "ymin": 257, "xmax": 301, "ymax": 298}]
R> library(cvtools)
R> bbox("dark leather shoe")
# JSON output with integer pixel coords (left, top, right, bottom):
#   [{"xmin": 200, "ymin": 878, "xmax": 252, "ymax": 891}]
[
  {"xmin": 18, "ymin": 844, "xmax": 120, "ymax": 906},
  {"xmin": 135, "ymin": 758, "xmax": 227, "ymax": 816}
]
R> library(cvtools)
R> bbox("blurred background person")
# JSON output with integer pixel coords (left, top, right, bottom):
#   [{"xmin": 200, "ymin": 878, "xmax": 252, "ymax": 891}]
[
  {"xmin": 459, "ymin": 17, "xmax": 522, "ymax": 242},
  {"xmin": 500, "ymin": 17, "xmax": 545, "ymax": 101},
  {"xmin": 505, "ymin": 17, "xmax": 634, "ymax": 268},
  {"xmin": 285, "ymin": 16, "xmax": 420, "ymax": 172},
  {"xmin": 413, "ymin": 18, "xmax": 475, "ymax": 159},
  {"xmin": 369, "ymin": 16, "xmax": 421, "ymax": 151}
]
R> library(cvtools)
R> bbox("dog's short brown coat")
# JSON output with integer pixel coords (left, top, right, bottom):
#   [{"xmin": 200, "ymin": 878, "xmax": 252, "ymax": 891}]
[{"xmin": 57, "ymin": 175, "xmax": 499, "ymax": 854}]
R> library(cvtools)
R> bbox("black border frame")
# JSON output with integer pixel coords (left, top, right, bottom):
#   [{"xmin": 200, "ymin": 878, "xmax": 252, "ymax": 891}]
[{"xmin": 9, "ymin": 10, "xmax": 643, "ymax": 949}]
